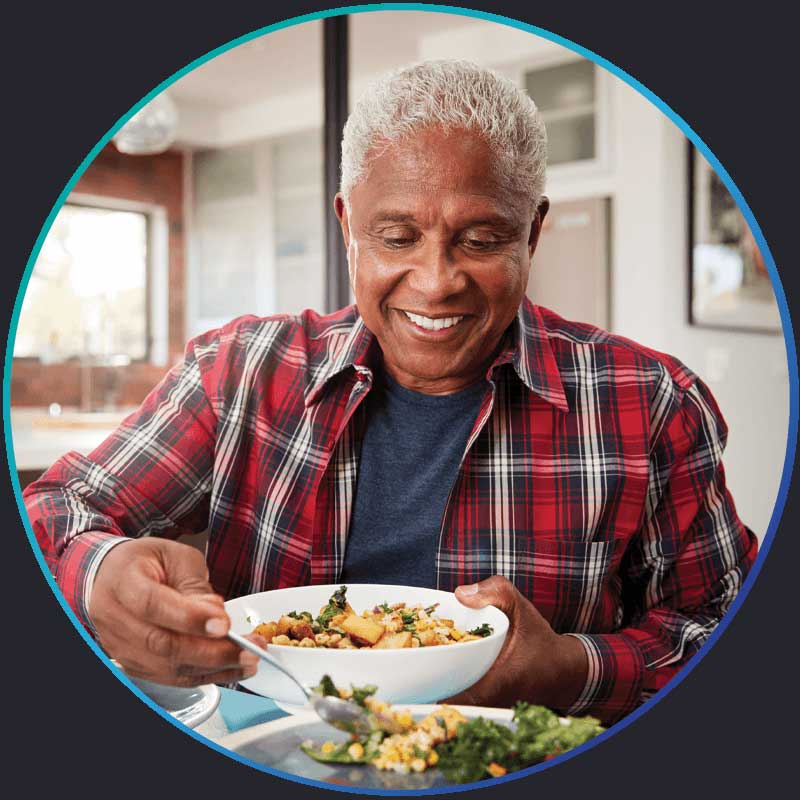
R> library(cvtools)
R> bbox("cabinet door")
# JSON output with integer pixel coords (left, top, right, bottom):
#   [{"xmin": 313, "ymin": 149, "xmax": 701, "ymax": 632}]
[{"xmin": 527, "ymin": 197, "xmax": 611, "ymax": 330}]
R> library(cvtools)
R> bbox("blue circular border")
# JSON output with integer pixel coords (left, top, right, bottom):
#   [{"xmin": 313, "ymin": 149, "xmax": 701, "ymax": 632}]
[{"xmin": 4, "ymin": 3, "xmax": 797, "ymax": 795}]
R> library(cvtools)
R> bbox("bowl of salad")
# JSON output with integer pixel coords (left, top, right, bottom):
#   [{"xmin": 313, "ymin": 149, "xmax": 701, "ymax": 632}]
[{"xmin": 224, "ymin": 584, "xmax": 508, "ymax": 706}]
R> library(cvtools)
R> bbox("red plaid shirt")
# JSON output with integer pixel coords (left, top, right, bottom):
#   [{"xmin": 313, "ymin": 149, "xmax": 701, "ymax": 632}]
[{"xmin": 24, "ymin": 298, "xmax": 757, "ymax": 724}]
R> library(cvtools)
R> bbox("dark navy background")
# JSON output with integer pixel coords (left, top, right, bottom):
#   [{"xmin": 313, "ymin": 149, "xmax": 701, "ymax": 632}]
[{"xmin": 3, "ymin": 3, "xmax": 797, "ymax": 798}]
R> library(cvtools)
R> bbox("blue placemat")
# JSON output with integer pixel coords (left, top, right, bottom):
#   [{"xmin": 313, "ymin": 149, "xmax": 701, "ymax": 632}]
[{"xmin": 218, "ymin": 687, "xmax": 288, "ymax": 733}]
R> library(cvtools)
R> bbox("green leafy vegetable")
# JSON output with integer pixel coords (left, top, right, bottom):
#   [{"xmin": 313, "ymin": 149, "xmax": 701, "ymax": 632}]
[
  {"xmin": 287, "ymin": 610, "xmax": 313, "ymax": 622},
  {"xmin": 351, "ymin": 684, "xmax": 379, "ymax": 707},
  {"xmin": 316, "ymin": 586, "xmax": 349, "ymax": 628},
  {"xmin": 301, "ymin": 730, "xmax": 385, "ymax": 765},
  {"xmin": 435, "ymin": 716, "xmax": 515, "ymax": 784},
  {"xmin": 435, "ymin": 703, "xmax": 604, "ymax": 783},
  {"xmin": 466, "ymin": 623, "xmax": 494, "ymax": 637},
  {"xmin": 313, "ymin": 675, "xmax": 339, "ymax": 698}
]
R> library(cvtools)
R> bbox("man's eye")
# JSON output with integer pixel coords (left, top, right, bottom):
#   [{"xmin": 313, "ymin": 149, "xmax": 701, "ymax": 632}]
[
  {"xmin": 462, "ymin": 237, "xmax": 499, "ymax": 251},
  {"xmin": 383, "ymin": 237, "xmax": 416, "ymax": 249}
]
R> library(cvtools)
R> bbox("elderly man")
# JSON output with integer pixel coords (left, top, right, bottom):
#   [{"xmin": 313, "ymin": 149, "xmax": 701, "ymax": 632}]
[{"xmin": 24, "ymin": 61, "xmax": 757, "ymax": 725}]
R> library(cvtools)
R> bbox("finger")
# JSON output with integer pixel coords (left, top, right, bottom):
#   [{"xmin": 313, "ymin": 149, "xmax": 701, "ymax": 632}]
[
  {"xmin": 161, "ymin": 544, "xmax": 218, "ymax": 597},
  {"xmin": 99, "ymin": 597, "xmax": 253, "ymax": 673},
  {"xmin": 454, "ymin": 575, "xmax": 519, "ymax": 614},
  {"xmin": 114, "ymin": 573, "xmax": 230, "ymax": 638}
]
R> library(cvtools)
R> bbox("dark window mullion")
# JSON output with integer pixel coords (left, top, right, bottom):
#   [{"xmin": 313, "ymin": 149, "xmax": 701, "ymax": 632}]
[{"xmin": 323, "ymin": 15, "xmax": 350, "ymax": 313}]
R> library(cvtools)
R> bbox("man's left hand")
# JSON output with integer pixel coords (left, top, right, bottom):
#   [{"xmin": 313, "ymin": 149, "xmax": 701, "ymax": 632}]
[{"xmin": 444, "ymin": 575, "xmax": 588, "ymax": 711}]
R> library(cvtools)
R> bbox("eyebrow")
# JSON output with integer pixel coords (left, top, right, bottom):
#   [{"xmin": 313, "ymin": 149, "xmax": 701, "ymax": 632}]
[
  {"xmin": 369, "ymin": 212, "xmax": 418, "ymax": 224},
  {"xmin": 368, "ymin": 212, "xmax": 519, "ymax": 229}
]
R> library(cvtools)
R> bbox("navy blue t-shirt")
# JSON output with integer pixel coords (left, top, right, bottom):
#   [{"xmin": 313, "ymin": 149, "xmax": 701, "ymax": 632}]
[{"xmin": 340, "ymin": 371, "xmax": 486, "ymax": 589}]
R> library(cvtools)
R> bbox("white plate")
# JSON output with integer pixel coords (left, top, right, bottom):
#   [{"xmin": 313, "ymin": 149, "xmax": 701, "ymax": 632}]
[
  {"xmin": 225, "ymin": 583, "xmax": 508, "ymax": 706},
  {"xmin": 218, "ymin": 704, "xmax": 515, "ymax": 789},
  {"xmin": 126, "ymin": 675, "xmax": 221, "ymax": 729}
]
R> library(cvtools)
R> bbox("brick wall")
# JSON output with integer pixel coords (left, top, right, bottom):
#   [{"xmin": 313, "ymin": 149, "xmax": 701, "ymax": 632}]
[{"xmin": 11, "ymin": 144, "xmax": 185, "ymax": 407}]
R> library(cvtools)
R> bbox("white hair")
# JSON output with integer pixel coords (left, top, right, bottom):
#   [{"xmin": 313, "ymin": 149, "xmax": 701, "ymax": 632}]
[{"xmin": 340, "ymin": 59, "xmax": 548, "ymax": 214}]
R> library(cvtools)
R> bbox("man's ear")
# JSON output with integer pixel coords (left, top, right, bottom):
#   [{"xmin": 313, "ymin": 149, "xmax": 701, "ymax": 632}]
[
  {"xmin": 334, "ymin": 193, "xmax": 351, "ymax": 249},
  {"xmin": 527, "ymin": 196, "xmax": 550, "ymax": 259}
]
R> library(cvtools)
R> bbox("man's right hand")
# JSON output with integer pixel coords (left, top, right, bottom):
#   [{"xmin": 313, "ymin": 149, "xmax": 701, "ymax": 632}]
[{"xmin": 88, "ymin": 537, "xmax": 262, "ymax": 686}]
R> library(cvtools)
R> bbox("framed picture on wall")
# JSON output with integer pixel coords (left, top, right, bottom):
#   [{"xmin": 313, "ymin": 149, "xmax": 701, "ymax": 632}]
[{"xmin": 688, "ymin": 143, "xmax": 781, "ymax": 333}]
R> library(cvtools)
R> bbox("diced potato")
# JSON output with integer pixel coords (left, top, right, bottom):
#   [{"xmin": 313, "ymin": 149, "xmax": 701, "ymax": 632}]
[
  {"xmin": 373, "ymin": 631, "xmax": 413, "ymax": 649},
  {"xmin": 416, "ymin": 629, "xmax": 439, "ymax": 647},
  {"xmin": 277, "ymin": 615, "xmax": 298, "ymax": 636},
  {"xmin": 340, "ymin": 614, "xmax": 385, "ymax": 646},
  {"xmin": 252, "ymin": 621, "xmax": 277, "ymax": 642},
  {"xmin": 288, "ymin": 620, "xmax": 315, "ymax": 641}
]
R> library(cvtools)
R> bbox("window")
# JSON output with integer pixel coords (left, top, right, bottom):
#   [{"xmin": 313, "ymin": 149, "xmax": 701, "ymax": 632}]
[{"xmin": 14, "ymin": 202, "xmax": 149, "ymax": 362}]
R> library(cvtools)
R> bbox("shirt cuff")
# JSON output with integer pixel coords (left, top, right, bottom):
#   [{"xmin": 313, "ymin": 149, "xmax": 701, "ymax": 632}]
[
  {"xmin": 564, "ymin": 632, "xmax": 646, "ymax": 724},
  {"xmin": 55, "ymin": 532, "xmax": 133, "ymax": 635}
]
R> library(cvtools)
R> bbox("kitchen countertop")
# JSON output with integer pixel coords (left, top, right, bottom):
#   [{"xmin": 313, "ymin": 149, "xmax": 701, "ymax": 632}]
[{"xmin": 8, "ymin": 407, "xmax": 136, "ymax": 472}]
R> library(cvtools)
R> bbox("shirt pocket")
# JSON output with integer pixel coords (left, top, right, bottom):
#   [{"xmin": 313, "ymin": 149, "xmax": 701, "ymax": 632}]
[{"xmin": 512, "ymin": 537, "xmax": 620, "ymax": 634}]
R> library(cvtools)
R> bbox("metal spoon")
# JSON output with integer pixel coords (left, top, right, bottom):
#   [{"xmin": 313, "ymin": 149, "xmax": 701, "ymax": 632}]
[{"xmin": 227, "ymin": 630, "xmax": 401, "ymax": 735}]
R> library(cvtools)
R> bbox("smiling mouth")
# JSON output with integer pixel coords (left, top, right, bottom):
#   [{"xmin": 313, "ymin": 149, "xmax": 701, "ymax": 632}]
[{"xmin": 402, "ymin": 310, "xmax": 465, "ymax": 331}]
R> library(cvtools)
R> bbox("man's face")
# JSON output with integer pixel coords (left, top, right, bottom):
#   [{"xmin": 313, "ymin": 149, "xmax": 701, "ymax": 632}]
[{"xmin": 335, "ymin": 127, "xmax": 548, "ymax": 395}]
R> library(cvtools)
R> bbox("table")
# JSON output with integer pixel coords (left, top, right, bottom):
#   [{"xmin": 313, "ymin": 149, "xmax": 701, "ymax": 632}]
[{"xmin": 194, "ymin": 687, "xmax": 289, "ymax": 742}]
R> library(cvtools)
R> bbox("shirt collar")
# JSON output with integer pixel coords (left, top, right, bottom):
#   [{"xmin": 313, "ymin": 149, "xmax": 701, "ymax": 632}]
[
  {"xmin": 489, "ymin": 297, "xmax": 569, "ymax": 412},
  {"xmin": 304, "ymin": 309, "xmax": 377, "ymax": 406},
  {"xmin": 305, "ymin": 298, "xmax": 569, "ymax": 412}
]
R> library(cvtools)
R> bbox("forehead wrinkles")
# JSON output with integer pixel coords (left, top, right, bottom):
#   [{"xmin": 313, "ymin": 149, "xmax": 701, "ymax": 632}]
[{"xmin": 364, "ymin": 186, "xmax": 521, "ymax": 231}]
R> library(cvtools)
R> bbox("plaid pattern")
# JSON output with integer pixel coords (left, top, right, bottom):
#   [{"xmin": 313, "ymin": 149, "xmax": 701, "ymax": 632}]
[{"xmin": 23, "ymin": 298, "xmax": 757, "ymax": 724}]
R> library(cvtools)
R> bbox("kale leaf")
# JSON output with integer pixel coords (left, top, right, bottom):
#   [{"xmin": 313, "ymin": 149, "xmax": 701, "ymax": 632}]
[
  {"xmin": 466, "ymin": 623, "xmax": 494, "ymax": 637},
  {"xmin": 316, "ymin": 585, "xmax": 349, "ymax": 628}
]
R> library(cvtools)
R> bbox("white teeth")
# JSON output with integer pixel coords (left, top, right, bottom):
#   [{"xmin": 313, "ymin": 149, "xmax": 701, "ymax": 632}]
[{"xmin": 403, "ymin": 311, "xmax": 464, "ymax": 331}]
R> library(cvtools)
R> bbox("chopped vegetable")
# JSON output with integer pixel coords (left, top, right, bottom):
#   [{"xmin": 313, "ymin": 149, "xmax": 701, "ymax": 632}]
[
  {"xmin": 251, "ymin": 586, "xmax": 492, "ymax": 649},
  {"xmin": 300, "ymin": 679, "xmax": 604, "ymax": 783},
  {"xmin": 466, "ymin": 623, "xmax": 494, "ymax": 637}
]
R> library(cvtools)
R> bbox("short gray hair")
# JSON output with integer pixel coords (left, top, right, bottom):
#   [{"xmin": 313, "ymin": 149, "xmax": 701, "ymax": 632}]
[{"xmin": 340, "ymin": 59, "xmax": 547, "ymax": 214}]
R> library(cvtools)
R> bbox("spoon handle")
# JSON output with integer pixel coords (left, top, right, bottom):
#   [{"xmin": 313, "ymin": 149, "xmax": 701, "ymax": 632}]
[{"xmin": 227, "ymin": 630, "xmax": 309, "ymax": 700}]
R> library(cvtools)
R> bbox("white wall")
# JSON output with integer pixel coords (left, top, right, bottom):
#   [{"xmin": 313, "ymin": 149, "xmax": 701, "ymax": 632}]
[{"xmin": 606, "ymin": 83, "xmax": 790, "ymax": 541}]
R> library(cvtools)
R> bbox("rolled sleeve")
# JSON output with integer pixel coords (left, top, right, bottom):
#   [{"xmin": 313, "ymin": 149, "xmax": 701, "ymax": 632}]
[
  {"xmin": 56, "ymin": 533, "xmax": 133, "ymax": 634},
  {"xmin": 565, "ymin": 633, "xmax": 646, "ymax": 721}
]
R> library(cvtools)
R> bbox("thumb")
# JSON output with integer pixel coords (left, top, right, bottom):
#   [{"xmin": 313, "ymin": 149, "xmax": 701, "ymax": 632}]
[{"xmin": 454, "ymin": 575, "xmax": 518, "ymax": 615}]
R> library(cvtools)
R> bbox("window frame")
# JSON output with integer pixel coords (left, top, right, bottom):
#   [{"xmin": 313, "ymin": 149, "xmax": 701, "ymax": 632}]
[{"xmin": 13, "ymin": 193, "xmax": 170, "ymax": 366}]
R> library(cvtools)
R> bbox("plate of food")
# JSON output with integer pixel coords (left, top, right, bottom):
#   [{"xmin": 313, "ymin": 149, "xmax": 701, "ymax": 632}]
[
  {"xmin": 218, "ymin": 678, "xmax": 604, "ymax": 789},
  {"xmin": 224, "ymin": 584, "xmax": 508, "ymax": 705}
]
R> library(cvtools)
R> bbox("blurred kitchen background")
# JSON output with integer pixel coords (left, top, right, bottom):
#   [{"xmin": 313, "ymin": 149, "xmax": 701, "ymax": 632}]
[{"xmin": 9, "ymin": 10, "xmax": 791, "ymax": 541}]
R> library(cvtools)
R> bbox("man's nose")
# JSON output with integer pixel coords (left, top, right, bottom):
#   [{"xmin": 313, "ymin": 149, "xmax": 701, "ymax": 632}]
[{"xmin": 405, "ymin": 240, "xmax": 469, "ymax": 301}]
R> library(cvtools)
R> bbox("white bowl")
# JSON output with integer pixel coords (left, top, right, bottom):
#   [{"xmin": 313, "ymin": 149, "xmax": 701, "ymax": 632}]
[{"xmin": 225, "ymin": 584, "xmax": 508, "ymax": 706}]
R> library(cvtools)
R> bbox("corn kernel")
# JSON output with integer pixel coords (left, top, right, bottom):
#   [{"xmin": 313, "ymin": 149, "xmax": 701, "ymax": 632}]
[
  {"xmin": 347, "ymin": 742, "xmax": 364, "ymax": 760},
  {"xmin": 410, "ymin": 758, "xmax": 427, "ymax": 773},
  {"xmin": 321, "ymin": 741, "xmax": 335, "ymax": 754},
  {"xmin": 427, "ymin": 750, "xmax": 439, "ymax": 766},
  {"xmin": 395, "ymin": 711, "xmax": 413, "ymax": 727}
]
